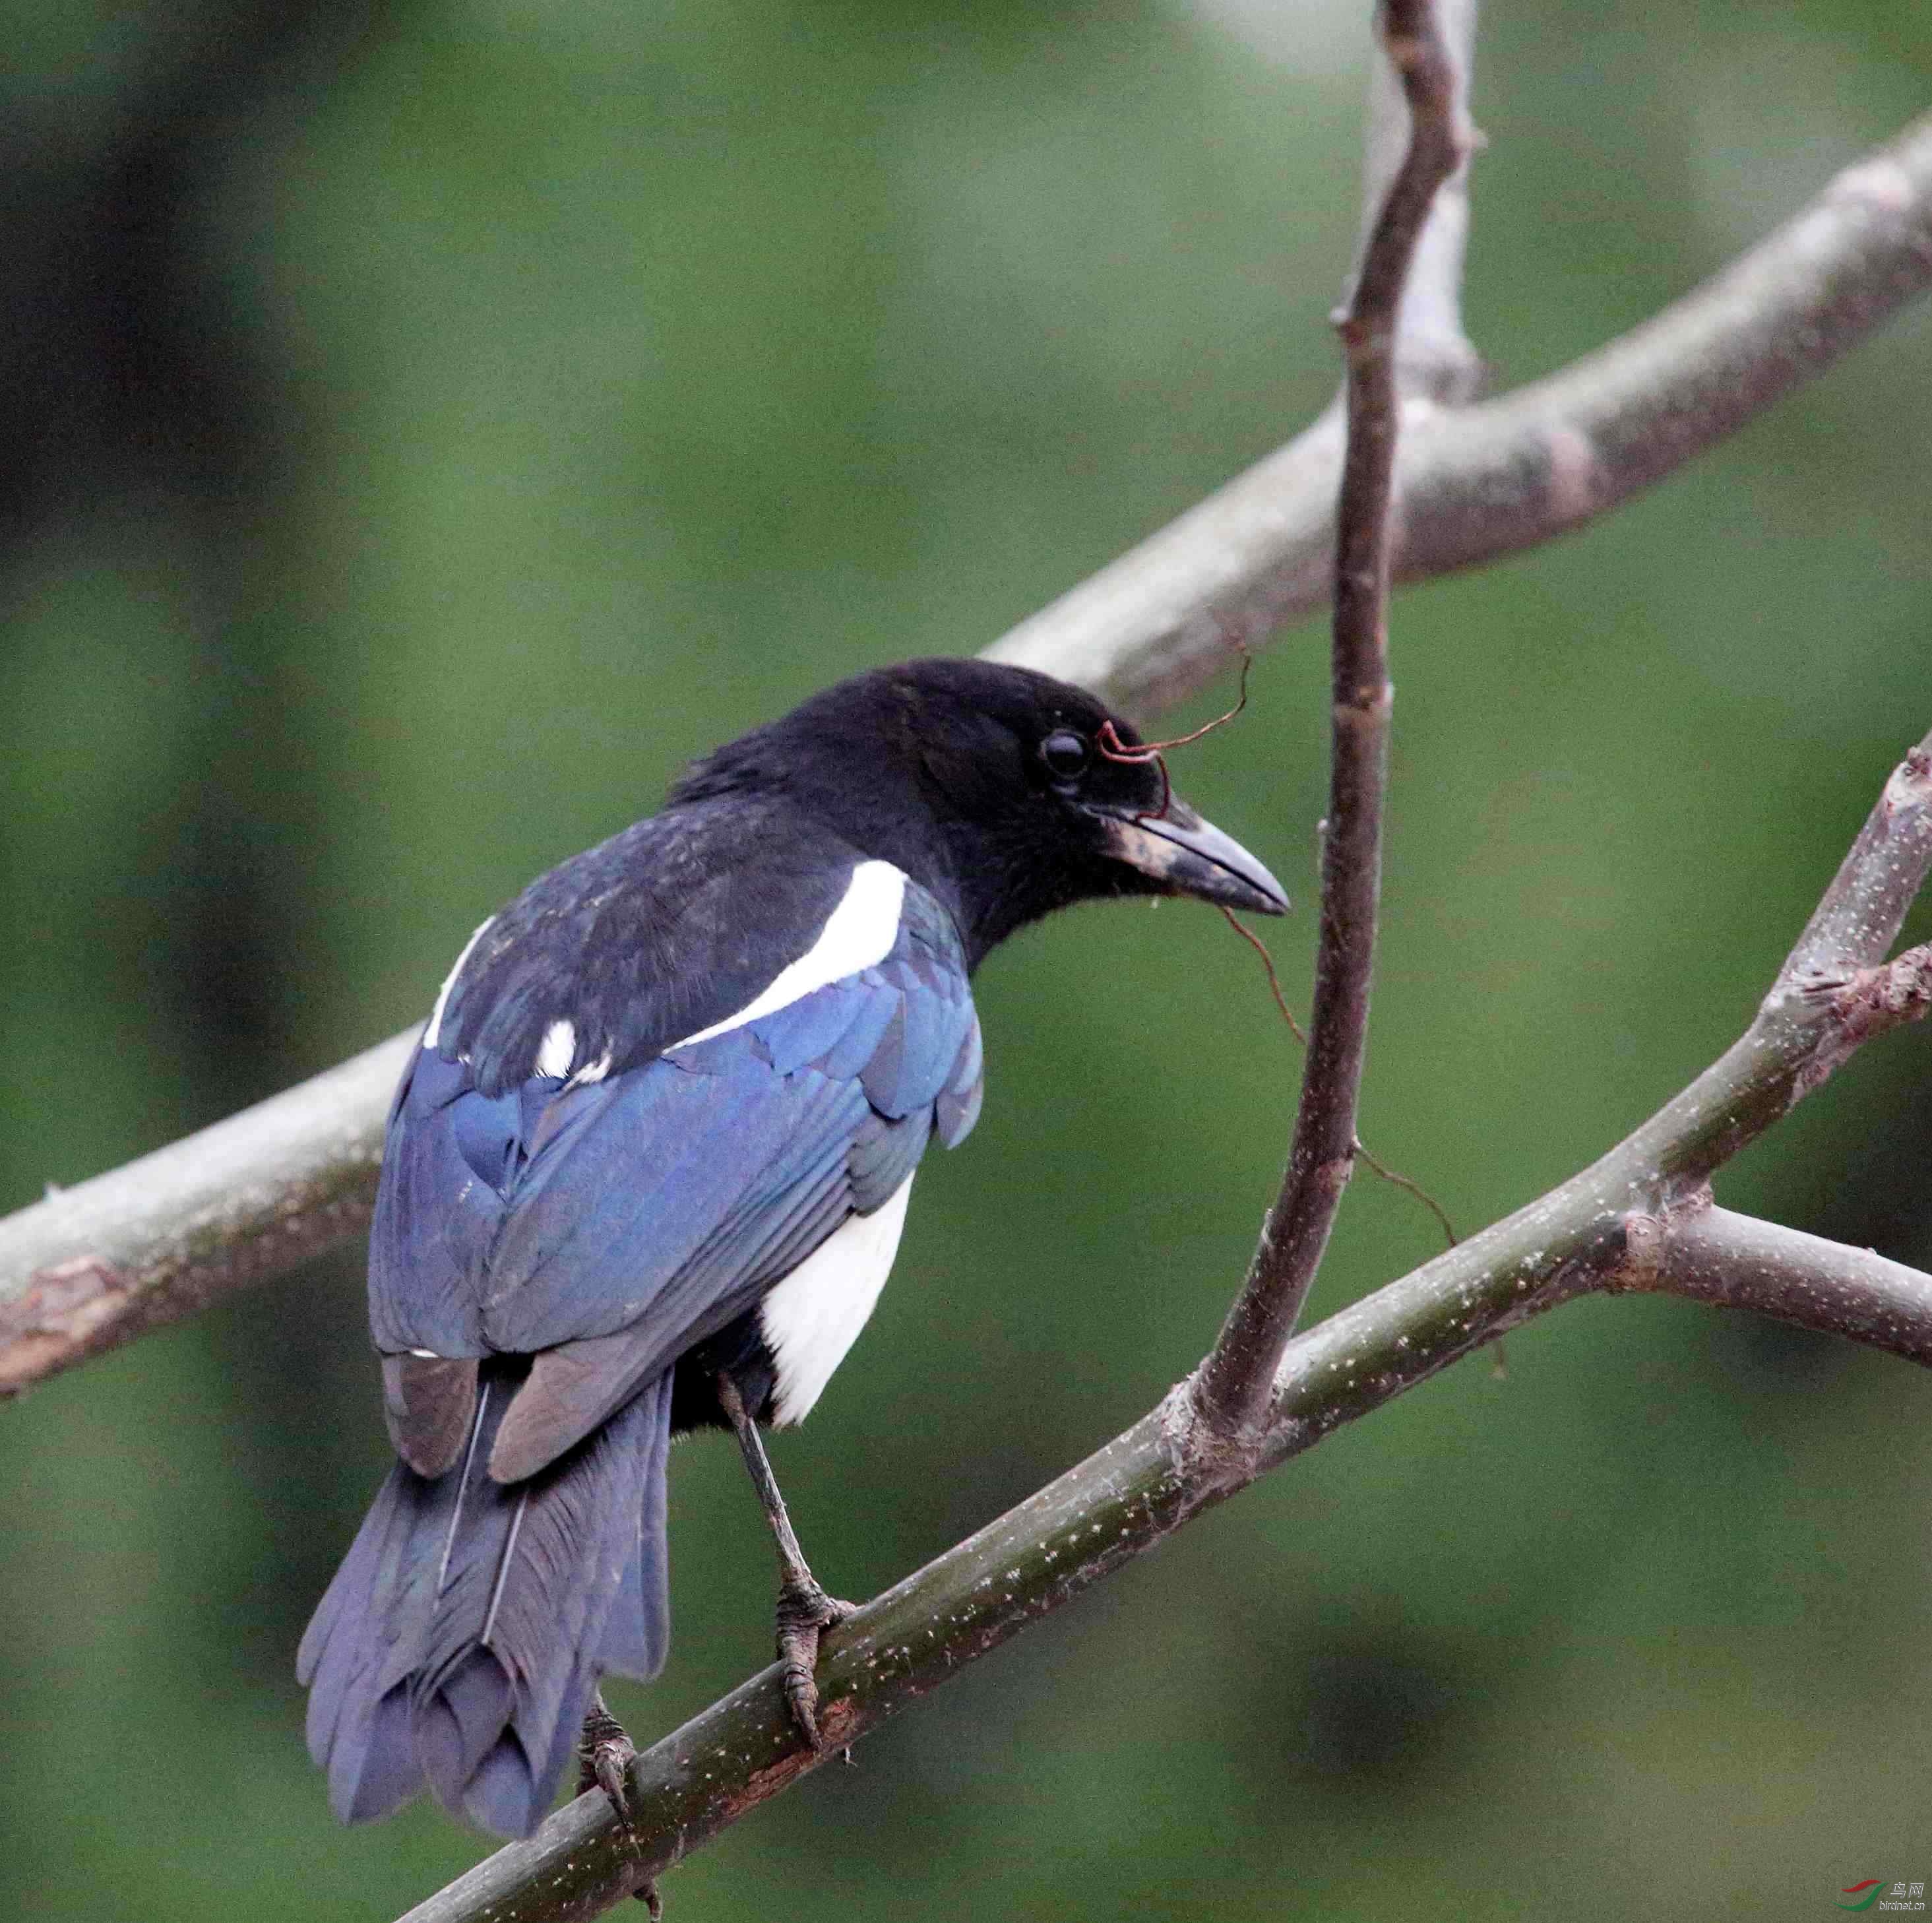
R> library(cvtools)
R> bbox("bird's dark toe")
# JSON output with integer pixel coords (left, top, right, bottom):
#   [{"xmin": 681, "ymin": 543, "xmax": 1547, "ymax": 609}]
[
  {"xmin": 577, "ymin": 1693, "xmax": 639, "ymax": 1817},
  {"xmin": 578, "ymin": 1697, "xmax": 661, "ymax": 1910},
  {"xmin": 774, "ymin": 1579, "xmax": 856, "ymax": 1748}
]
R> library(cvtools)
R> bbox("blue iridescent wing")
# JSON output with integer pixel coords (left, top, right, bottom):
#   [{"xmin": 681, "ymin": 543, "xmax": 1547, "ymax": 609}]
[{"xmin": 368, "ymin": 876, "xmax": 982, "ymax": 1477}]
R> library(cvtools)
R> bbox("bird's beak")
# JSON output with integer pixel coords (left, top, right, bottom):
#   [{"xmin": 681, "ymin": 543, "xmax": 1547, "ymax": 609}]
[{"xmin": 1090, "ymin": 798, "xmax": 1290, "ymax": 916}]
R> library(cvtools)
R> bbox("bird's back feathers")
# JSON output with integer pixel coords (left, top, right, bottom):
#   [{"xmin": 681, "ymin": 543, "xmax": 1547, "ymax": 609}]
[{"xmin": 314, "ymin": 821, "xmax": 982, "ymax": 1834}]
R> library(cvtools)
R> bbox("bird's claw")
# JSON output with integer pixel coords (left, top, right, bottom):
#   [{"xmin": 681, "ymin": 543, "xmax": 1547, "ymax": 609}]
[
  {"xmin": 774, "ymin": 1579, "xmax": 855, "ymax": 1748},
  {"xmin": 577, "ymin": 1697, "xmax": 638, "ymax": 1812},
  {"xmin": 576, "ymin": 1699, "xmax": 660, "ymax": 1913}
]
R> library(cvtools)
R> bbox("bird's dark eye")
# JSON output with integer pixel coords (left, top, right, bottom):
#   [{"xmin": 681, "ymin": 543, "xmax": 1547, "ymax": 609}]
[{"xmin": 1040, "ymin": 730, "xmax": 1090, "ymax": 781}]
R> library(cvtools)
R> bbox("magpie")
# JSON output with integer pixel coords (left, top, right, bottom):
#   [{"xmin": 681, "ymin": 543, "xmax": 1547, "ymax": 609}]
[{"xmin": 298, "ymin": 657, "xmax": 1286, "ymax": 1839}]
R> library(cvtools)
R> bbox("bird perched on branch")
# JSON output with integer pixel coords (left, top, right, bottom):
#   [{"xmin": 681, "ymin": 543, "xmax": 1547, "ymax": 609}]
[{"xmin": 299, "ymin": 657, "xmax": 1286, "ymax": 1837}]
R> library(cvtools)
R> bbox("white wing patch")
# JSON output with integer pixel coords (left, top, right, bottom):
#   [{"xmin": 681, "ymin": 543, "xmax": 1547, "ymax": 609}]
[
  {"xmin": 760, "ymin": 1176, "xmax": 914, "ymax": 1428},
  {"xmin": 422, "ymin": 917, "xmax": 495, "ymax": 1050},
  {"xmin": 670, "ymin": 860, "xmax": 908, "ymax": 1052},
  {"xmin": 536, "ymin": 1019, "xmax": 576, "ymax": 1079}
]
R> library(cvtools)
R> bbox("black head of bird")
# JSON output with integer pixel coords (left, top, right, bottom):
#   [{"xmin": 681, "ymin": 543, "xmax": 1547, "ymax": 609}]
[{"xmin": 669, "ymin": 656, "xmax": 1286, "ymax": 961}]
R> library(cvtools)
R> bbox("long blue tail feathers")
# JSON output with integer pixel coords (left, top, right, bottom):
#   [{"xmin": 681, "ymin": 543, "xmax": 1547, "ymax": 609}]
[{"xmin": 298, "ymin": 1366, "xmax": 674, "ymax": 1837}]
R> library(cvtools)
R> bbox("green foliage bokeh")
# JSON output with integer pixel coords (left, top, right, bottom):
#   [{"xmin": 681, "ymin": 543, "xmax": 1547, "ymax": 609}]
[{"xmin": 1, "ymin": 1, "xmax": 1929, "ymax": 1917}]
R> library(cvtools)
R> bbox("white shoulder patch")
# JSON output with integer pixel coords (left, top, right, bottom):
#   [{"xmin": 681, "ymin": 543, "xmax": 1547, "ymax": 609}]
[
  {"xmin": 671, "ymin": 860, "xmax": 908, "ymax": 1052},
  {"xmin": 760, "ymin": 1176, "xmax": 914, "ymax": 1427},
  {"xmin": 536, "ymin": 1018, "xmax": 576, "ymax": 1079},
  {"xmin": 422, "ymin": 917, "xmax": 495, "ymax": 1050}
]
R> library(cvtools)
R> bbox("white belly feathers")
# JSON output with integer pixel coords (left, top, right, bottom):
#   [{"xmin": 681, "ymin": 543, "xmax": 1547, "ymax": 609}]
[{"xmin": 760, "ymin": 1176, "xmax": 914, "ymax": 1426}]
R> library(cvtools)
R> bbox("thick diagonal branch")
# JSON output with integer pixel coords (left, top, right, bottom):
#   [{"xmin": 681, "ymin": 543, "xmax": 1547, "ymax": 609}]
[{"xmin": 0, "ymin": 1033, "xmax": 410, "ymax": 1395}]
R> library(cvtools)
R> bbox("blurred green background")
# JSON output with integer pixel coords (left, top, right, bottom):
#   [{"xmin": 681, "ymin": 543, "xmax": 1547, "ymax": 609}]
[{"xmin": 3, "ymin": 0, "xmax": 1929, "ymax": 1916}]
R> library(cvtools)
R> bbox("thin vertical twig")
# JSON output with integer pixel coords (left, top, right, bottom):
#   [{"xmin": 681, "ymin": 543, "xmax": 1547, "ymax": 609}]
[{"xmin": 1192, "ymin": 0, "xmax": 1476, "ymax": 1443}]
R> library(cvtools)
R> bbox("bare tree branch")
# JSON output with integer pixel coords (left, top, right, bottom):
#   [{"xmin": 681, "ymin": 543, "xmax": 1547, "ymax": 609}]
[
  {"xmin": 1336, "ymin": 0, "xmax": 1482, "ymax": 414},
  {"xmin": 1257, "ymin": 730, "xmax": 1932, "ymax": 1445},
  {"xmin": 1612, "ymin": 1201, "xmax": 1932, "ymax": 1364},
  {"xmin": 396, "ymin": 725, "xmax": 1932, "ymax": 1923},
  {"xmin": 987, "ymin": 110, "xmax": 1932, "ymax": 718},
  {"xmin": 0, "ymin": 1032, "xmax": 410, "ymax": 1395},
  {"xmin": 1193, "ymin": 0, "xmax": 1472, "ymax": 1439},
  {"xmin": 1781, "ymin": 741, "xmax": 1932, "ymax": 987}
]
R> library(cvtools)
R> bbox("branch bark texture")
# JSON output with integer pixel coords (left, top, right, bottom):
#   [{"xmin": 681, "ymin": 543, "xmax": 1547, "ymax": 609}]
[
  {"xmin": 1615, "ymin": 1203, "xmax": 1932, "ymax": 1364},
  {"xmin": 0, "ymin": 1033, "xmax": 412, "ymax": 1394},
  {"xmin": 1356, "ymin": 0, "xmax": 1481, "ymax": 406},
  {"xmin": 1193, "ymin": 0, "xmax": 1470, "ymax": 1439}
]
